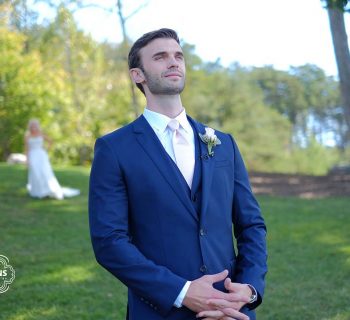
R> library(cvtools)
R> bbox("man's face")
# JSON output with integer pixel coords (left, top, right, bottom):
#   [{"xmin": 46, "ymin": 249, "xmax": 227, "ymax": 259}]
[{"xmin": 138, "ymin": 38, "xmax": 186, "ymax": 95}]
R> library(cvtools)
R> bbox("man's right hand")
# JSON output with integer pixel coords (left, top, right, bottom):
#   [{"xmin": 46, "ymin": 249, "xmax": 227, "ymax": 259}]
[{"xmin": 182, "ymin": 270, "xmax": 249, "ymax": 319}]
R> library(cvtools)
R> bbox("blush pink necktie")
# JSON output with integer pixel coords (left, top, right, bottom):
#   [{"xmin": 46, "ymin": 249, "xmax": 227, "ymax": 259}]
[{"xmin": 167, "ymin": 119, "xmax": 195, "ymax": 189}]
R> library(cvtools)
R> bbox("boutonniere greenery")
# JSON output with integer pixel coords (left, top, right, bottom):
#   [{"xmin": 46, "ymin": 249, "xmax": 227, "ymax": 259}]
[{"xmin": 199, "ymin": 127, "xmax": 221, "ymax": 157}]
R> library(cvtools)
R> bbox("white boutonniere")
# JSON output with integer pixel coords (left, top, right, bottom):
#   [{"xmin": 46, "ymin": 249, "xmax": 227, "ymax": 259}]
[{"xmin": 199, "ymin": 127, "xmax": 221, "ymax": 157}]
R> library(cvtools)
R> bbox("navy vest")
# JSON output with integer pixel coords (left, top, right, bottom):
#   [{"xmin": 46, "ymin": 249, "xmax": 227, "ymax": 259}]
[{"xmin": 165, "ymin": 120, "xmax": 203, "ymax": 217}]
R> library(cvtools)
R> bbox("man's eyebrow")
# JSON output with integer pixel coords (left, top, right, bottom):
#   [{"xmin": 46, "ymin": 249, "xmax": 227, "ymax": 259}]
[
  {"xmin": 152, "ymin": 51, "xmax": 167, "ymax": 58},
  {"xmin": 152, "ymin": 51, "xmax": 184, "ymax": 58}
]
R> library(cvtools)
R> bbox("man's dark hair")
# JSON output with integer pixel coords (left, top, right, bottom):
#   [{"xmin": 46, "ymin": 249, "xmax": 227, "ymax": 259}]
[{"xmin": 128, "ymin": 28, "xmax": 180, "ymax": 94}]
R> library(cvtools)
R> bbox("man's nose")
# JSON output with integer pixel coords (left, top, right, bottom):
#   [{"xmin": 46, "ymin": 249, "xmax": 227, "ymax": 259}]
[{"xmin": 167, "ymin": 55, "xmax": 179, "ymax": 68}]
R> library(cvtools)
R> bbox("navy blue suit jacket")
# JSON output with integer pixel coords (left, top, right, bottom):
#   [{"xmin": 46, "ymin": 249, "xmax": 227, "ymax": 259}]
[{"xmin": 89, "ymin": 115, "xmax": 267, "ymax": 319}]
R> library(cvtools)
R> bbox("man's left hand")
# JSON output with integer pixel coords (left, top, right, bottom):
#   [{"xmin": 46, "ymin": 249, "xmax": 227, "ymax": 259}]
[{"xmin": 196, "ymin": 278, "xmax": 252, "ymax": 320}]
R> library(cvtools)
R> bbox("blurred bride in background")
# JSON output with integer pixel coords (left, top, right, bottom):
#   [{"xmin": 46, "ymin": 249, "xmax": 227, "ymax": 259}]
[{"xmin": 25, "ymin": 119, "xmax": 80, "ymax": 200}]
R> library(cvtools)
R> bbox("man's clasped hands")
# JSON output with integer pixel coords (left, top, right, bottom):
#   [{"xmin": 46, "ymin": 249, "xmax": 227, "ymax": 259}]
[{"xmin": 183, "ymin": 270, "xmax": 252, "ymax": 320}]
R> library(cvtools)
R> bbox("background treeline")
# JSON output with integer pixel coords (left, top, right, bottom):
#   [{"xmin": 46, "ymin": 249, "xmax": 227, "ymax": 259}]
[{"xmin": 1, "ymin": 1, "xmax": 349, "ymax": 174}]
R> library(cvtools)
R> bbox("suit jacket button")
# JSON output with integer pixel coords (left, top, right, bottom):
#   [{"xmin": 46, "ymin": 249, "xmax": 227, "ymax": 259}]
[
  {"xmin": 200, "ymin": 265, "xmax": 207, "ymax": 273},
  {"xmin": 199, "ymin": 229, "xmax": 205, "ymax": 236},
  {"xmin": 191, "ymin": 194, "xmax": 197, "ymax": 202}
]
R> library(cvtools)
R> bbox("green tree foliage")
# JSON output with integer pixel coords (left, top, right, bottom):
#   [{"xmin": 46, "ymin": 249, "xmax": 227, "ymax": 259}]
[
  {"xmin": 0, "ymin": 25, "xmax": 61, "ymax": 159},
  {"xmin": 250, "ymin": 66, "xmax": 307, "ymax": 127},
  {"xmin": 290, "ymin": 65, "xmax": 341, "ymax": 144},
  {"xmin": 35, "ymin": 6, "xmax": 134, "ymax": 164},
  {"xmin": 182, "ymin": 62, "xmax": 291, "ymax": 172},
  {"xmin": 321, "ymin": 0, "xmax": 349, "ymax": 11},
  {"xmin": 0, "ymin": 1, "xmax": 346, "ymax": 174},
  {"xmin": 287, "ymin": 138, "xmax": 340, "ymax": 175},
  {"xmin": 251, "ymin": 65, "xmax": 341, "ymax": 146}
]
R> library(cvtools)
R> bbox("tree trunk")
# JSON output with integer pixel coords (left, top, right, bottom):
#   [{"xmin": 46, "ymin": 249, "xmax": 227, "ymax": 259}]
[
  {"xmin": 327, "ymin": 7, "xmax": 350, "ymax": 145},
  {"xmin": 117, "ymin": 0, "xmax": 140, "ymax": 118}
]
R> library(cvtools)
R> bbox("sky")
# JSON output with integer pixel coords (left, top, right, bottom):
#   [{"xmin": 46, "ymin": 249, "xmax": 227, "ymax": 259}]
[{"xmin": 36, "ymin": 0, "xmax": 350, "ymax": 76}]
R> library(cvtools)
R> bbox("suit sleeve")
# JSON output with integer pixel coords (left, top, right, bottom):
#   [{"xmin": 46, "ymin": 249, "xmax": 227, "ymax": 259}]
[
  {"xmin": 229, "ymin": 135, "xmax": 267, "ymax": 310},
  {"xmin": 89, "ymin": 138, "xmax": 187, "ymax": 316}
]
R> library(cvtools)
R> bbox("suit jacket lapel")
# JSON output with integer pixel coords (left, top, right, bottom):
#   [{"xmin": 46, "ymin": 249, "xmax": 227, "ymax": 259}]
[
  {"xmin": 133, "ymin": 116, "xmax": 199, "ymax": 221},
  {"xmin": 188, "ymin": 117, "xmax": 215, "ymax": 219}
]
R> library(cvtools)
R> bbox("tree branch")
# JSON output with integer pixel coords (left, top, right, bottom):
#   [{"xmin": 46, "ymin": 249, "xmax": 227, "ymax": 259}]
[{"xmin": 125, "ymin": 1, "xmax": 148, "ymax": 21}]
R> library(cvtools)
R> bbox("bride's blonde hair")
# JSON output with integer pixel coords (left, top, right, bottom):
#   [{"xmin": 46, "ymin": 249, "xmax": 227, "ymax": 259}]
[{"xmin": 26, "ymin": 118, "xmax": 42, "ymax": 136}]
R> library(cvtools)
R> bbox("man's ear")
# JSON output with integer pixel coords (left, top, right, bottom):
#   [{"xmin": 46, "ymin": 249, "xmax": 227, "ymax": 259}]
[{"xmin": 129, "ymin": 68, "xmax": 145, "ymax": 84}]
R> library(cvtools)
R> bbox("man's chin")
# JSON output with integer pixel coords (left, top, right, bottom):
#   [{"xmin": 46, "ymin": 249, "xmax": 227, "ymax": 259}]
[{"xmin": 149, "ymin": 85, "xmax": 185, "ymax": 95}]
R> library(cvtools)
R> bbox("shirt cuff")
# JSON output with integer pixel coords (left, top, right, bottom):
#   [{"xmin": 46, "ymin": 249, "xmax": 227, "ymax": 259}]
[{"xmin": 173, "ymin": 281, "xmax": 191, "ymax": 308}]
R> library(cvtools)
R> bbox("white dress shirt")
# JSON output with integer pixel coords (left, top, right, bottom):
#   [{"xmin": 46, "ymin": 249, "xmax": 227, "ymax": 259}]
[
  {"xmin": 143, "ymin": 107, "xmax": 195, "ymax": 164},
  {"xmin": 143, "ymin": 107, "xmax": 192, "ymax": 308}
]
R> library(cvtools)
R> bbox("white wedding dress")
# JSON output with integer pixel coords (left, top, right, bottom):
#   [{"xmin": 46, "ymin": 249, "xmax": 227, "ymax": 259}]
[{"xmin": 27, "ymin": 136, "xmax": 80, "ymax": 200}]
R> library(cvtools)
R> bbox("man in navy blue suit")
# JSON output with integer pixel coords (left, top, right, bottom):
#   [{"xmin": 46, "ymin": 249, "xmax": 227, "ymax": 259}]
[{"xmin": 89, "ymin": 28, "xmax": 267, "ymax": 320}]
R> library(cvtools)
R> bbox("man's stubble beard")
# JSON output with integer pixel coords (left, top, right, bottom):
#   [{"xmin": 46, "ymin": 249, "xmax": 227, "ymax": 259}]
[{"xmin": 142, "ymin": 68, "xmax": 186, "ymax": 95}]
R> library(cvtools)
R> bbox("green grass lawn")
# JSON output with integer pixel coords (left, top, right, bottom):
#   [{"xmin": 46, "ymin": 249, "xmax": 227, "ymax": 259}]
[{"xmin": 0, "ymin": 163, "xmax": 349, "ymax": 320}]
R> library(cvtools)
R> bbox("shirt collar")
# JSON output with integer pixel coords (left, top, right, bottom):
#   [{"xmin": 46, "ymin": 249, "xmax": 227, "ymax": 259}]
[
  {"xmin": 143, "ymin": 107, "xmax": 192, "ymax": 134},
  {"xmin": 174, "ymin": 109, "xmax": 192, "ymax": 134}
]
